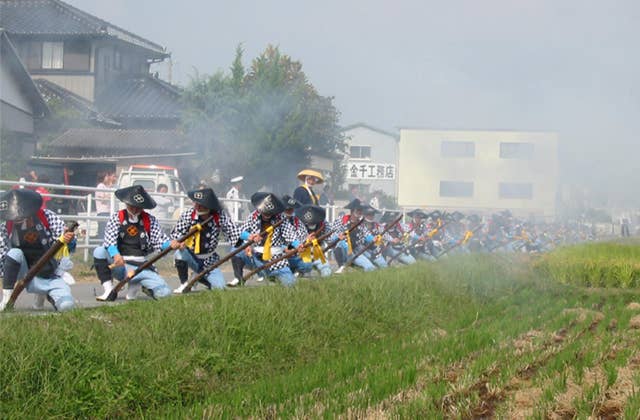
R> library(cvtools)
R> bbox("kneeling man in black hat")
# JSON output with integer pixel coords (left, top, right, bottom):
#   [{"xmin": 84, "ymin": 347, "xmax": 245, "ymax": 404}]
[
  {"xmin": 93, "ymin": 185, "xmax": 173, "ymax": 301},
  {"xmin": 172, "ymin": 188, "xmax": 240, "ymax": 293}
]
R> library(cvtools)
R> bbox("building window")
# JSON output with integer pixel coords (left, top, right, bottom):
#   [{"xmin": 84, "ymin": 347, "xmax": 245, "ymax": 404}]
[
  {"xmin": 349, "ymin": 145, "xmax": 371, "ymax": 159},
  {"xmin": 18, "ymin": 41, "xmax": 43, "ymax": 70},
  {"xmin": 348, "ymin": 184, "xmax": 370, "ymax": 198},
  {"xmin": 63, "ymin": 40, "xmax": 91, "ymax": 71},
  {"xmin": 499, "ymin": 182, "xmax": 533, "ymax": 199},
  {"xmin": 500, "ymin": 142, "xmax": 534, "ymax": 159},
  {"xmin": 42, "ymin": 42, "xmax": 64, "ymax": 69},
  {"xmin": 439, "ymin": 181, "xmax": 474, "ymax": 197},
  {"xmin": 441, "ymin": 141, "xmax": 475, "ymax": 158}
]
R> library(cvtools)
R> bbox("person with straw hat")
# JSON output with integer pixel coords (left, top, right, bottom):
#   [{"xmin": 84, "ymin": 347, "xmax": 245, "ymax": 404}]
[{"xmin": 293, "ymin": 169, "xmax": 324, "ymax": 206}]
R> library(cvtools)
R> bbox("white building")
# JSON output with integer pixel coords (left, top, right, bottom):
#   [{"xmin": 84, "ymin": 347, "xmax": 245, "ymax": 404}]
[
  {"xmin": 398, "ymin": 128, "xmax": 559, "ymax": 219},
  {"xmin": 341, "ymin": 123, "xmax": 399, "ymax": 199}
]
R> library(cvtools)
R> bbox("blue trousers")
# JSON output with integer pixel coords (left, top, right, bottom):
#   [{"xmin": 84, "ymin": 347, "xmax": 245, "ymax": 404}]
[
  {"xmin": 364, "ymin": 250, "xmax": 388, "ymax": 268},
  {"xmin": 288, "ymin": 255, "xmax": 313, "ymax": 275},
  {"xmin": 384, "ymin": 247, "xmax": 417, "ymax": 265},
  {"xmin": 174, "ymin": 249, "xmax": 225, "ymax": 289},
  {"xmin": 237, "ymin": 252, "xmax": 296, "ymax": 287},
  {"xmin": 93, "ymin": 247, "xmax": 171, "ymax": 298},
  {"xmin": 336, "ymin": 241, "xmax": 376, "ymax": 271},
  {"xmin": 6, "ymin": 248, "xmax": 75, "ymax": 311}
]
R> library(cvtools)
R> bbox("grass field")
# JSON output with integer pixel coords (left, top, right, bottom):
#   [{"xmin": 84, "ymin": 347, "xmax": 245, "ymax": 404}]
[
  {"xmin": 533, "ymin": 240, "xmax": 640, "ymax": 288},
  {"xmin": 2, "ymin": 247, "xmax": 640, "ymax": 418}
]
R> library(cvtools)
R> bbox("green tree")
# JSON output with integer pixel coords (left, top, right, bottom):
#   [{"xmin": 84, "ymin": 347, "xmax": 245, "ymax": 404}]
[{"xmin": 182, "ymin": 45, "xmax": 345, "ymax": 193}]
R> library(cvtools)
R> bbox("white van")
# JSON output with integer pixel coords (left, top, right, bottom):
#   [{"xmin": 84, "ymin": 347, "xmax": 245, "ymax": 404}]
[
  {"xmin": 117, "ymin": 164, "xmax": 187, "ymax": 220},
  {"xmin": 78, "ymin": 165, "xmax": 187, "ymax": 240},
  {"xmin": 117, "ymin": 164, "xmax": 186, "ymax": 196}
]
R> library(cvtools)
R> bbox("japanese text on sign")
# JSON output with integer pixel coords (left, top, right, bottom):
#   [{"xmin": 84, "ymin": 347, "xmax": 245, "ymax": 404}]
[{"xmin": 346, "ymin": 161, "xmax": 396, "ymax": 180}]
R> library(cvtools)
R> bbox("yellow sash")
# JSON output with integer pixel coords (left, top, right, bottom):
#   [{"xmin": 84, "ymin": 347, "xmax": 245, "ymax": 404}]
[
  {"xmin": 184, "ymin": 223, "xmax": 203, "ymax": 254},
  {"xmin": 301, "ymin": 238, "xmax": 326, "ymax": 263},
  {"xmin": 346, "ymin": 228, "xmax": 353, "ymax": 254},
  {"xmin": 54, "ymin": 234, "xmax": 70, "ymax": 260},
  {"xmin": 302, "ymin": 184, "xmax": 318, "ymax": 205},
  {"xmin": 462, "ymin": 230, "xmax": 473, "ymax": 245},
  {"xmin": 262, "ymin": 225, "xmax": 275, "ymax": 261}
]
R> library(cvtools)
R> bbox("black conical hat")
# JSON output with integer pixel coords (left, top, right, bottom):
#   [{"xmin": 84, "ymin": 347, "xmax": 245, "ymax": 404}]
[
  {"xmin": 251, "ymin": 192, "xmax": 285, "ymax": 216},
  {"xmin": 362, "ymin": 205, "xmax": 380, "ymax": 216},
  {"xmin": 115, "ymin": 185, "xmax": 156, "ymax": 210},
  {"xmin": 429, "ymin": 210, "xmax": 442, "ymax": 219},
  {"xmin": 295, "ymin": 205, "xmax": 326, "ymax": 226},
  {"xmin": 188, "ymin": 188, "xmax": 222, "ymax": 212},
  {"xmin": 380, "ymin": 211, "xmax": 401, "ymax": 224},
  {"xmin": 467, "ymin": 214, "xmax": 481, "ymax": 223},
  {"xmin": 281, "ymin": 194, "xmax": 301, "ymax": 209},
  {"xmin": 344, "ymin": 198, "xmax": 363, "ymax": 210},
  {"xmin": 406, "ymin": 208, "xmax": 428, "ymax": 218},
  {"xmin": 0, "ymin": 189, "xmax": 43, "ymax": 220}
]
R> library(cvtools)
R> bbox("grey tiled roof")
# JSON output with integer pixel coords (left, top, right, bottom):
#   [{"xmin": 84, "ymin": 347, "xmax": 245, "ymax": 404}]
[
  {"xmin": 34, "ymin": 78, "xmax": 120, "ymax": 126},
  {"xmin": 48, "ymin": 128, "xmax": 188, "ymax": 154},
  {"xmin": 95, "ymin": 75, "xmax": 183, "ymax": 120},
  {"xmin": 35, "ymin": 78, "xmax": 95, "ymax": 112},
  {"xmin": 0, "ymin": 0, "xmax": 166, "ymax": 56}
]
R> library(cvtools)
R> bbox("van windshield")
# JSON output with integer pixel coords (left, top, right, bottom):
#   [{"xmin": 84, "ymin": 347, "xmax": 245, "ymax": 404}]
[{"xmin": 133, "ymin": 180, "xmax": 155, "ymax": 191}]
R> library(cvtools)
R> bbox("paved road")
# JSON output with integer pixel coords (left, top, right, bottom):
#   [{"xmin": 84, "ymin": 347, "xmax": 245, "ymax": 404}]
[{"xmin": 6, "ymin": 266, "xmax": 281, "ymax": 313}]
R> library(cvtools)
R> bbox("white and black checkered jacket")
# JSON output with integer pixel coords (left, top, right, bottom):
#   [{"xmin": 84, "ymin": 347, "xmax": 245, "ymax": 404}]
[
  {"xmin": 387, "ymin": 222, "xmax": 411, "ymax": 249},
  {"xmin": 408, "ymin": 221, "xmax": 427, "ymax": 237},
  {"xmin": 329, "ymin": 216, "xmax": 370, "ymax": 252},
  {"xmin": 280, "ymin": 214, "xmax": 308, "ymax": 243},
  {"xmin": 102, "ymin": 211, "xmax": 168, "ymax": 255},
  {"xmin": 0, "ymin": 209, "xmax": 65, "ymax": 277},
  {"xmin": 301, "ymin": 221, "xmax": 333, "ymax": 241},
  {"xmin": 171, "ymin": 208, "xmax": 240, "ymax": 266},
  {"xmin": 239, "ymin": 211, "xmax": 298, "ymax": 271},
  {"xmin": 362, "ymin": 221, "xmax": 389, "ymax": 254}
]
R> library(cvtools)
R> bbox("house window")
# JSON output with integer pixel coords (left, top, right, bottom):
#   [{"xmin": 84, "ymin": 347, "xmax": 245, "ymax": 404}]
[
  {"xmin": 42, "ymin": 42, "xmax": 64, "ymax": 69},
  {"xmin": 441, "ymin": 141, "xmax": 475, "ymax": 158},
  {"xmin": 499, "ymin": 182, "xmax": 533, "ymax": 199},
  {"xmin": 18, "ymin": 41, "xmax": 42, "ymax": 70},
  {"xmin": 349, "ymin": 145, "xmax": 371, "ymax": 159},
  {"xmin": 63, "ymin": 40, "xmax": 91, "ymax": 71},
  {"xmin": 500, "ymin": 142, "xmax": 534, "ymax": 159},
  {"xmin": 439, "ymin": 181, "xmax": 474, "ymax": 197}
]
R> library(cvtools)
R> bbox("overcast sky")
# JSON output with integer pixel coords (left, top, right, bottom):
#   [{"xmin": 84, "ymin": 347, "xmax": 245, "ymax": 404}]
[{"xmin": 67, "ymin": 0, "xmax": 639, "ymax": 201}]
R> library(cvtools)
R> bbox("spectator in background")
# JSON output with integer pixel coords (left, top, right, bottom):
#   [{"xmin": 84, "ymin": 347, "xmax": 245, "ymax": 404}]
[
  {"xmin": 95, "ymin": 171, "xmax": 116, "ymax": 237},
  {"xmin": 34, "ymin": 174, "xmax": 52, "ymax": 209},
  {"xmin": 318, "ymin": 184, "xmax": 334, "ymax": 206},
  {"xmin": 226, "ymin": 176, "xmax": 244, "ymax": 222},
  {"xmin": 150, "ymin": 184, "xmax": 172, "ymax": 221},
  {"xmin": 621, "ymin": 216, "xmax": 631, "ymax": 237},
  {"xmin": 15, "ymin": 169, "xmax": 38, "ymax": 190},
  {"xmin": 369, "ymin": 191, "xmax": 380, "ymax": 210}
]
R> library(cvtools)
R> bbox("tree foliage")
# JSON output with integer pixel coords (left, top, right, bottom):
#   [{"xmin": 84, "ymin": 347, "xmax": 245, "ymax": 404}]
[{"xmin": 181, "ymin": 45, "xmax": 344, "ymax": 193}]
